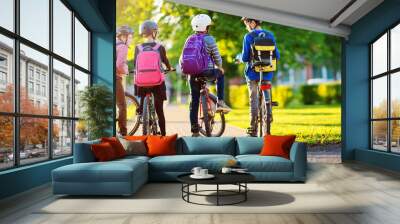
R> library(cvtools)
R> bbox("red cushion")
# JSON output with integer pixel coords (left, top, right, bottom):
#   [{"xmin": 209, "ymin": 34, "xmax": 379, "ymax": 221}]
[
  {"xmin": 146, "ymin": 134, "xmax": 178, "ymax": 157},
  {"xmin": 124, "ymin": 135, "xmax": 148, "ymax": 141},
  {"xmin": 260, "ymin": 135, "xmax": 296, "ymax": 159},
  {"xmin": 91, "ymin": 142, "xmax": 117, "ymax": 162},
  {"xmin": 101, "ymin": 137, "xmax": 126, "ymax": 158}
]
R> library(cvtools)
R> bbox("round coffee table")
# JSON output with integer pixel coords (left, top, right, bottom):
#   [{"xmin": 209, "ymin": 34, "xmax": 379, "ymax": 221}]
[{"xmin": 177, "ymin": 173, "xmax": 255, "ymax": 206}]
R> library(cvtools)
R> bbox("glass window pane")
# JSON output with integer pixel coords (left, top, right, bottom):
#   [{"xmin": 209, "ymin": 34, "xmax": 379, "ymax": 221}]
[
  {"xmin": 53, "ymin": 119, "xmax": 72, "ymax": 157},
  {"xmin": 372, "ymin": 76, "xmax": 387, "ymax": 119},
  {"xmin": 372, "ymin": 33, "xmax": 387, "ymax": 76},
  {"xmin": 53, "ymin": 59, "xmax": 72, "ymax": 117},
  {"xmin": 20, "ymin": 44, "xmax": 49, "ymax": 115},
  {"xmin": 0, "ymin": 0, "xmax": 14, "ymax": 31},
  {"xmin": 391, "ymin": 24, "xmax": 400, "ymax": 70},
  {"xmin": 74, "ymin": 69, "xmax": 89, "ymax": 118},
  {"xmin": 0, "ymin": 116, "xmax": 14, "ymax": 170},
  {"xmin": 74, "ymin": 18, "xmax": 89, "ymax": 70},
  {"xmin": 391, "ymin": 120, "xmax": 400, "ymax": 153},
  {"xmin": 372, "ymin": 121, "xmax": 388, "ymax": 151},
  {"xmin": 391, "ymin": 72, "xmax": 400, "ymax": 118},
  {"xmin": 75, "ymin": 120, "xmax": 88, "ymax": 143},
  {"xmin": 20, "ymin": 0, "xmax": 49, "ymax": 49},
  {"xmin": 0, "ymin": 35, "xmax": 14, "ymax": 112},
  {"xmin": 53, "ymin": 0, "xmax": 72, "ymax": 60},
  {"xmin": 20, "ymin": 117, "xmax": 49, "ymax": 165}
]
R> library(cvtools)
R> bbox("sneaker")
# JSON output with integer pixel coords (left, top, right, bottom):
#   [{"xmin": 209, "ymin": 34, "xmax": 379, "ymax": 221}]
[
  {"xmin": 216, "ymin": 100, "xmax": 231, "ymax": 113},
  {"xmin": 246, "ymin": 127, "xmax": 257, "ymax": 137},
  {"xmin": 192, "ymin": 132, "xmax": 201, "ymax": 137}
]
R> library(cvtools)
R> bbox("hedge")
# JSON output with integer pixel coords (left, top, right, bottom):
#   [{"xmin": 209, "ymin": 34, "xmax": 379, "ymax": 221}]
[
  {"xmin": 300, "ymin": 82, "xmax": 341, "ymax": 105},
  {"xmin": 228, "ymin": 84, "xmax": 294, "ymax": 109}
]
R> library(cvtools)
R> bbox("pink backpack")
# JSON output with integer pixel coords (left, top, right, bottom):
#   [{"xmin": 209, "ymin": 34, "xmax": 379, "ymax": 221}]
[{"xmin": 134, "ymin": 43, "xmax": 164, "ymax": 87}]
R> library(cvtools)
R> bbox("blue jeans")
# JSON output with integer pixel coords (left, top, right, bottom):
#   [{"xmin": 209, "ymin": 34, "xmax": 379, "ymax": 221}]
[{"xmin": 189, "ymin": 69, "xmax": 224, "ymax": 132}]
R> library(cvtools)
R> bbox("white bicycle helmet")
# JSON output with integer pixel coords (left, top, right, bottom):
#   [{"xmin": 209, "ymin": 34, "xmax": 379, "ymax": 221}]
[{"xmin": 191, "ymin": 14, "xmax": 212, "ymax": 32}]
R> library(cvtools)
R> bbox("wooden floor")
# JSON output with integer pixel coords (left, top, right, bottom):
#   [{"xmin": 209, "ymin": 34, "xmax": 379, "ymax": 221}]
[{"xmin": 1, "ymin": 162, "xmax": 400, "ymax": 224}]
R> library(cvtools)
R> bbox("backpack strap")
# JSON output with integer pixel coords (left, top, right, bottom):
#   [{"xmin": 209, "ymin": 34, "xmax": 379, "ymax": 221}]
[
  {"xmin": 137, "ymin": 44, "xmax": 144, "ymax": 52},
  {"xmin": 152, "ymin": 43, "xmax": 161, "ymax": 51}
]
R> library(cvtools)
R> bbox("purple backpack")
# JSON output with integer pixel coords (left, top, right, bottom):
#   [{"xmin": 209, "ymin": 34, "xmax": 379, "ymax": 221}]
[{"xmin": 180, "ymin": 34, "xmax": 211, "ymax": 75}]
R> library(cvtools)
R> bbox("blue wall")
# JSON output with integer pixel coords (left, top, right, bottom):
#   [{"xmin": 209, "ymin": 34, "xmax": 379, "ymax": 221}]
[
  {"xmin": 0, "ymin": 0, "xmax": 116, "ymax": 200},
  {"xmin": 343, "ymin": 0, "xmax": 400, "ymax": 171}
]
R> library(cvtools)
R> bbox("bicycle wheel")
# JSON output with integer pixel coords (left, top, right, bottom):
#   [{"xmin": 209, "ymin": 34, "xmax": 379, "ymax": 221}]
[
  {"xmin": 258, "ymin": 91, "xmax": 269, "ymax": 137},
  {"xmin": 199, "ymin": 95, "xmax": 226, "ymax": 137},
  {"xmin": 200, "ymin": 93, "xmax": 212, "ymax": 136},
  {"xmin": 142, "ymin": 95, "xmax": 150, "ymax": 135},
  {"xmin": 149, "ymin": 98, "xmax": 159, "ymax": 135},
  {"xmin": 115, "ymin": 94, "xmax": 140, "ymax": 136}
]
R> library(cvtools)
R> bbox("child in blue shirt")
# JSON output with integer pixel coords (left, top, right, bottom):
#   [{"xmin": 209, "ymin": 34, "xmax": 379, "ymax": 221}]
[{"xmin": 241, "ymin": 17, "xmax": 280, "ymax": 136}]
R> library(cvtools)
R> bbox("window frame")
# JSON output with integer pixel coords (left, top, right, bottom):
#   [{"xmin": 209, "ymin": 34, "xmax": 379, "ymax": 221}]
[
  {"xmin": 0, "ymin": 0, "xmax": 92, "ymax": 171},
  {"xmin": 370, "ymin": 20, "xmax": 400, "ymax": 154}
]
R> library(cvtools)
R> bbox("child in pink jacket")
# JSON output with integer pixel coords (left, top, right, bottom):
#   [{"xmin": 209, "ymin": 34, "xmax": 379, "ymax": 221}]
[{"xmin": 116, "ymin": 25, "xmax": 133, "ymax": 136}]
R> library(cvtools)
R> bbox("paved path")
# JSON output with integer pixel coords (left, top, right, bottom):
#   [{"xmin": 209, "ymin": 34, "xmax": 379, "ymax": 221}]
[{"xmin": 164, "ymin": 104, "xmax": 246, "ymax": 137}]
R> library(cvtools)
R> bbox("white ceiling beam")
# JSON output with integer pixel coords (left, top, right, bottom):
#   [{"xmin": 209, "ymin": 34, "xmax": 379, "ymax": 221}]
[
  {"xmin": 330, "ymin": 0, "xmax": 368, "ymax": 27},
  {"xmin": 168, "ymin": 0, "xmax": 351, "ymax": 37}
]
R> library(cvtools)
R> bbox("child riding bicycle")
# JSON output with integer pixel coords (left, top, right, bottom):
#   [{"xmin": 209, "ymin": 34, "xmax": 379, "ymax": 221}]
[
  {"xmin": 133, "ymin": 20, "xmax": 172, "ymax": 136},
  {"xmin": 240, "ymin": 17, "xmax": 280, "ymax": 137},
  {"xmin": 180, "ymin": 14, "xmax": 231, "ymax": 137},
  {"xmin": 116, "ymin": 25, "xmax": 134, "ymax": 136}
]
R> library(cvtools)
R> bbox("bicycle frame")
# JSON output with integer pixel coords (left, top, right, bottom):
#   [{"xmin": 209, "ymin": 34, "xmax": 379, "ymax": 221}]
[
  {"xmin": 257, "ymin": 70, "xmax": 273, "ymax": 136},
  {"xmin": 142, "ymin": 92, "xmax": 159, "ymax": 135},
  {"xmin": 196, "ymin": 77, "xmax": 226, "ymax": 137}
]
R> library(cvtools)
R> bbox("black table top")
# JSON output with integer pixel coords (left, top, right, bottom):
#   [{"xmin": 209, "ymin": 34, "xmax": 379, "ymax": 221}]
[{"xmin": 177, "ymin": 172, "xmax": 255, "ymax": 185}]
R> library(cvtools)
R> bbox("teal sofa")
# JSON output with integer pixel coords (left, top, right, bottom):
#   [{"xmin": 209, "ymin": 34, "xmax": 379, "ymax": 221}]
[{"xmin": 52, "ymin": 137, "xmax": 307, "ymax": 196}]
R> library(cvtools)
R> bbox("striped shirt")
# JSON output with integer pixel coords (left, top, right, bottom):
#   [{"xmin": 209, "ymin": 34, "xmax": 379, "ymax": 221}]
[{"xmin": 203, "ymin": 35, "xmax": 222, "ymax": 68}]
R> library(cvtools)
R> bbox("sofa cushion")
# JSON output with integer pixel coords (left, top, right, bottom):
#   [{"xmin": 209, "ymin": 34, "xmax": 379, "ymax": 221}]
[
  {"xmin": 53, "ymin": 158, "xmax": 147, "ymax": 183},
  {"xmin": 149, "ymin": 154, "xmax": 235, "ymax": 172},
  {"xmin": 236, "ymin": 155, "xmax": 293, "ymax": 172},
  {"xmin": 101, "ymin": 137, "xmax": 127, "ymax": 158},
  {"xmin": 177, "ymin": 137, "xmax": 236, "ymax": 155},
  {"xmin": 235, "ymin": 137, "xmax": 263, "ymax": 155},
  {"xmin": 91, "ymin": 142, "xmax": 118, "ymax": 161},
  {"xmin": 260, "ymin": 135, "xmax": 296, "ymax": 159},
  {"xmin": 147, "ymin": 134, "xmax": 178, "ymax": 157}
]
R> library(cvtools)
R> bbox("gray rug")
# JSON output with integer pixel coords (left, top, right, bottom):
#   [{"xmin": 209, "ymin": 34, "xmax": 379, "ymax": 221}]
[{"xmin": 38, "ymin": 183, "xmax": 361, "ymax": 214}]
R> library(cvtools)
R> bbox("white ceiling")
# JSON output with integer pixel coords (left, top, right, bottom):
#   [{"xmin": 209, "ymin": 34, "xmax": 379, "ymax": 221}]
[{"xmin": 168, "ymin": 0, "xmax": 384, "ymax": 37}]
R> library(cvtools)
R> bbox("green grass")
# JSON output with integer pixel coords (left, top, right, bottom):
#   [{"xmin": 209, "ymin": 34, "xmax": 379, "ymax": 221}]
[{"xmin": 226, "ymin": 105, "xmax": 341, "ymax": 145}]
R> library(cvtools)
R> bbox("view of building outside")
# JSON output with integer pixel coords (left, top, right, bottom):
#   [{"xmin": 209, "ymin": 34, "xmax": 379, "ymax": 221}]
[{"xmin": 0, "ymin": 0, "xmax": 90, "ymax": 170}]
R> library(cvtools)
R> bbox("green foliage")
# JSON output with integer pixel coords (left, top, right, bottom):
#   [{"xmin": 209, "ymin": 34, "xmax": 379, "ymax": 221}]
[
  {"xmin": 317, "ymin": 83, "xmax": 341, "ymax": 104},
  {"xmin": 299, "ymin": 83, "xmax": 341, "ymax": 105},
  {"xmin": 300, "ymin": 84, "xmax": 320, "ymax": 105},
  {"xmin": 228, "ymin": 85, "xmax": 249, "ymax": 108},
  {"xmin": 272, "ymin": 85, "xmax": 294, "ymax": 108},
  {"xmin": 79, "ymin": 84, "xmax": 114, "ymax": 140}
]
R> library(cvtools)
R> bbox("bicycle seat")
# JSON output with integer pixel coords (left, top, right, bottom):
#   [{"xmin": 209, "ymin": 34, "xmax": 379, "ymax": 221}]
[{"xmin": 194, "ymin": 76, "xmax": 216, "ymax": 83}]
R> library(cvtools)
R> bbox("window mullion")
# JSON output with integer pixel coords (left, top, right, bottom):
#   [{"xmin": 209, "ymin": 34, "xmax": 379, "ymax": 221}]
[
  {"xmin": 71, "ymin": 10, "xmax": 76, "ymax": 154},
  {"xmin": 48, "ymin": 0, "xmax": 54, "ymax": 160},
  {"xmin": 387, "ymin": 30, "xmax": 391, "ymax": 152}
]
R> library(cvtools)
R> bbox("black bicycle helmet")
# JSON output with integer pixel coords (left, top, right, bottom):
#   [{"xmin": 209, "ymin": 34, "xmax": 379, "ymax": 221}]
[{"xmin": 139, "ymin": 20, "xmax": 158, "ymax": 36}]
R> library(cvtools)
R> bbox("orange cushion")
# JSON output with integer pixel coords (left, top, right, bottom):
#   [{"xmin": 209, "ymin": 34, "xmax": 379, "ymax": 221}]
[
  {"xmin": 101, "ymin": 137, "xmax": 126, "ymax": 158},
  {"xmin": 91, "ymin": 142, "xmax": 117, "ymax": 161},
  {"xmin": 260, "ymin": 135, "xmax": 296, "ymax": 159},
  {"xmin": 124, "ymin": 135, "xmax": 148, "ymax": 141},
  {"xmin": 146, "ymin": 134, "xmax": 178, "ymax": 157}
]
